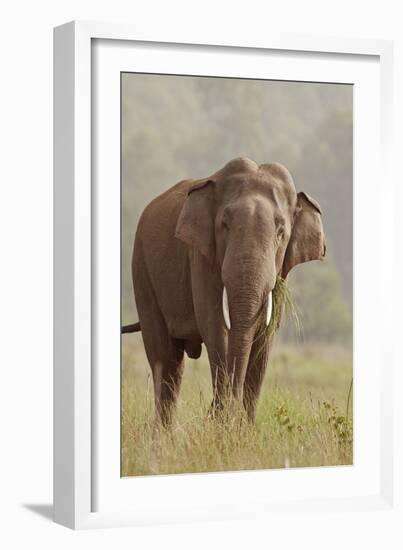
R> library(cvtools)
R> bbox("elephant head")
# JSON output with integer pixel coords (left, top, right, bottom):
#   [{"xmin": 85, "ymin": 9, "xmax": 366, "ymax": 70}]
[{"xmin": 175, "ymin": 158, "xmax": 325, "ymax": 397}]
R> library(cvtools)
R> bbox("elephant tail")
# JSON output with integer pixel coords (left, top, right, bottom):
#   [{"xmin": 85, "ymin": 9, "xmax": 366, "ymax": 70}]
[{"xmin": 121, "ymin": 322, "xmax": 141, "ymax": 334}]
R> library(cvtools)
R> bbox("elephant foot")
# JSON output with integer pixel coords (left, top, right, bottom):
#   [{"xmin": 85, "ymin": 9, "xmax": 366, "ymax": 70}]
[
  {"xmin": 207, "ymin": 397, "xmax": 225, "ymax": 419},
  {"xmin": 206, "ymin": 395, "xmax": 249, "ymax": 426}
]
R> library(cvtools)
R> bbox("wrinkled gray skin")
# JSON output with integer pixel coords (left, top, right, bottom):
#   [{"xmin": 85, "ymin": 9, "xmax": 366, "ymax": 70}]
[{"xmin": 131, "ymin": 158, "xmax": 326, "ymax": 425}]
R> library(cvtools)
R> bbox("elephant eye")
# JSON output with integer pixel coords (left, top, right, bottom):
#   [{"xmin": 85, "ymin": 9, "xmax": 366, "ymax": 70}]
[
  {"xmin": 222, "ymin": 213, "xmax": 230, "ymax": 231},
  {"xmin": 277, "ymin": 226, "xmax": 285, "ymax": 241},
  {"xmin": 222, "ymin": 206, "xmax": 233, "ymax": 229}
]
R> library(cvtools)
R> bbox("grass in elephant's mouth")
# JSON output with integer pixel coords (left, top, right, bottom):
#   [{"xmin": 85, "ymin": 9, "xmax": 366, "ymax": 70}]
[
  {"xmin": 121, "ymin": 340, "xmax": 353, "ymax": 477},
  {"xmin": 273, "ymin": 276, "xmax": 300, "ymax": 331},
  {"xmin": 253, "ymin": 277, "xmax": 300, "ymax": 362}
]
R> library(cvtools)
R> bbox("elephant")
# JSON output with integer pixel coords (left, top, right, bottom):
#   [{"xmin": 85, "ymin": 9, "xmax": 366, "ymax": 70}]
[{"xmin": 122, "ymin": 158, "xmax": 326, "ymax": 425}]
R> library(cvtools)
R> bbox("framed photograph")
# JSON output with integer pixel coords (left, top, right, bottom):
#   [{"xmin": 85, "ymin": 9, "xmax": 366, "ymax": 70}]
[{"xmin": 54, "ymin": 21, "xmax": 396, "ymax": 529}]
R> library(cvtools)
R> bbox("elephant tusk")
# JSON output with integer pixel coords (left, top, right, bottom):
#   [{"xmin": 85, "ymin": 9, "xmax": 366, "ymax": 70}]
[
  {"xmin": 222, "ymin": 287, "xmax": 231, "ymax": 330},
  {"xmin": 266, "ymin": 290, "xmax": 273, "ymax": 327}
]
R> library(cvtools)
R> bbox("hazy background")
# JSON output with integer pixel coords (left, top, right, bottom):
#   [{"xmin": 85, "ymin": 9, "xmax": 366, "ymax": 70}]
[{"xmin": 121, "ymin": 73, "xmax": 353, "ymax": 347}]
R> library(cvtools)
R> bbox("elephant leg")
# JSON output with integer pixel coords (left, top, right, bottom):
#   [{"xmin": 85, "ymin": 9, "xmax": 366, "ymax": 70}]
[
  {"xmin": 204, "ymin": 328, "xmax": 229, "ymax": 415},
  {"xmin": 243, "ymin": 336, "xmax": 271, "ymax": 422},
  {"xmin": 134, "ymin": 271, "xmax": 185, "ymax": 427},
  {"xmin": 206, "ymin": 349, "xmax": 227, "ymax": 414},
  {"xmin": 151, "ymin": 340, "xmax": 185, "ymax": 427},
  {"xmin": 141, "ymin": 320, "xmax": 184, "ymax": 427}
]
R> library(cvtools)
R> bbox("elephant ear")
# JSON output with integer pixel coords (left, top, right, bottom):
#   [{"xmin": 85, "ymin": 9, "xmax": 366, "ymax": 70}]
[
  {"xmin": 175, "ymin": 179, "xmax": 216, "ymax": 264},
  {"xmin": 282, "ymin": 192, "xmax": 326, "ymax": 278}
]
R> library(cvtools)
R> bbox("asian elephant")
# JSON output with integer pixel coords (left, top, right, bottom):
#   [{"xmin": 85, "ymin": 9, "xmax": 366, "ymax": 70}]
[{"xmin": 123, "ymin": 158, "xmax": 326, "ymax": 425}]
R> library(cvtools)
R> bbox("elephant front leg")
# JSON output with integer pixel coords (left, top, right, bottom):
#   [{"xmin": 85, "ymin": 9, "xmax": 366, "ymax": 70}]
[
  {"xmin": 204, "ymin": 328, "xmax": 229, "ymax": 415},
  {"xmin": 207, "ymin": 352, "xmax": 228, "ymax": 415},
  {"xmin": 243, "ymin": 336, "xmax": 272, "ymax": 422}
]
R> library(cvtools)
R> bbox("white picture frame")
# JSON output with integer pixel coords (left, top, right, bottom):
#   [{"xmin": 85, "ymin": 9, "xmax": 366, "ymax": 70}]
[{"xmin": 54, "ymin": 20, "xmax": 397, "ymax": 530}]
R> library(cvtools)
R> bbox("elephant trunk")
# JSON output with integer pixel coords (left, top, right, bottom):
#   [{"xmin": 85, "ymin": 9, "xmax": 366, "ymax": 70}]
[
  {"xmin": 222, "ymin": 286, "xmax": 274, "ymax": 332},
  {"xmin": 226, "ymin": 326, "xmax": 255, "ymax": 400},
  {"xmin": 223, "ymin": 284, "xmax": 268, "ymax": 400},
  {"xmin": 222, "ymin": 257, "xmax": 277, "ymax": 401}
]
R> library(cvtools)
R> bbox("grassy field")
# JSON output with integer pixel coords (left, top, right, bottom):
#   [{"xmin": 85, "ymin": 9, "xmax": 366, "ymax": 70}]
[{"xmin": 121, "ymin": 335, "xmax": 353, "ymax": 477}]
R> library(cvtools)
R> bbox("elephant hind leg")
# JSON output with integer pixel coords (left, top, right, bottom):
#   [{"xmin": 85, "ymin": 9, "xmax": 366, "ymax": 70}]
[
  {"xmin": 134, "ymin": 261, "xmax": 185, "ymax": 426},
  {"xmin": 140, "ymin": 315, "xmax": 185, "ymax": 426},
  {"xmin": 151, "ymin": 340, "xmax": 185, "ymax": 427}
]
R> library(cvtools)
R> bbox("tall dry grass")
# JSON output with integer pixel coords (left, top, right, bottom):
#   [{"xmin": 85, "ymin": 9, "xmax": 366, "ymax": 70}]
[{"xmin": 121, "ymin": 336, "xmax": 353, "ymax": 477}]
